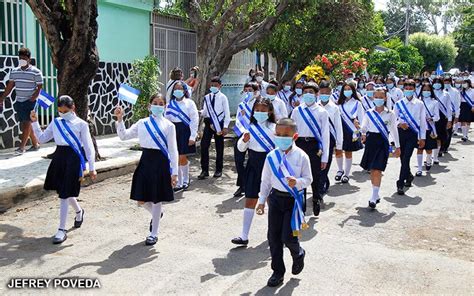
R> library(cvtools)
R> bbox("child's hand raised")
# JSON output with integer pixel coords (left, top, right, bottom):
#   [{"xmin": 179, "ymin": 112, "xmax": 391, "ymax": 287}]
[
  {"xmin": 114, "ymin": 105, "xmax": 124, "ymax": 122},
  {"xmin": 30, "ymin": 110, "xmax": 38, "ymax": 122}
]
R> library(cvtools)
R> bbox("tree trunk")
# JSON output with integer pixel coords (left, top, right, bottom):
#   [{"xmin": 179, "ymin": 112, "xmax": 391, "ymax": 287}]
[
  {"xmin": 280, "ymin": 62, "xmax": 300, "ymax": 82},
  {"xmin": 276, "ymin": 57, "xmax": 285, "ymax": 81},
  {"xmin": 263, "ymin": 51, "xmax": 269, "ymax": 81}
]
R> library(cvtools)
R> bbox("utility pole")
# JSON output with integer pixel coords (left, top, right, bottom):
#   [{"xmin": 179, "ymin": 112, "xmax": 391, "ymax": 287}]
[{"xmin": 404, "ymin": 0, "xmax": 410, "ymax": 45}]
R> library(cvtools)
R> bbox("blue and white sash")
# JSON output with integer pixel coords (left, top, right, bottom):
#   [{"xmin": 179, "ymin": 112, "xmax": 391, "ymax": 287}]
[
  {"xmin": 248, "ymin": 123, "xmax": 275, "ymax": 152},
  {"xmin": 54, "ymin": 118, "xmax": 87, "ymax": 178},
  {"xmin": 144, "ymin": 116, "xmax": 171, "ymax": 172},
  {"xmin": 328, "ymin": 117, "xmax": 337, "ymax": 140},
  {"xmin": 435, "ymin": 92, "xmax": 449, "ymax": 118},
  {"xmin": 451, "ymin": 101, "xmax": 456, "ymax": 113},
  {"xmin": 166, "ymin": 99, "xmax": 191, "ymax": 126},
  {"xmin": 339, "ymin": 103, "xmax": 359, "ymax": 139},
  {"xmin": 396, "ymin": 100, "xmax": 421, "ymax": 137},
  {"xmin": 367, "ymin": 110, "xmax": 389, "ymax": 144},
  {"xmin": 234, "ymin": 100, "xmax": 251, "ymax": 137},
  {"xmin": 278, "ymin": 91, "xmax": 289, "ymax": 104},
  {"xmin": 422, "ymin": 100, "xmax": 438, "ymax": 137},
  {"xmin": 267, "ymin": 150, "xmax": 307, "ymax": 237},
  {"xmin": 461, "ymin": 91, "xmax": 474, "ymax": 108},
  {"xmin": 204, "ymin": 94, "xmax": 223, "ymax": 133},
  {"xmin": 297, "ymin": 106, "xmax": 323, "ymax": 150},
  {"xmin": 331, "ymin": 92, "xmax": 339, "ymax": 103},
  {"xmin": 362, "ymin": 95, "xmax": 375, "ymax": 111}
]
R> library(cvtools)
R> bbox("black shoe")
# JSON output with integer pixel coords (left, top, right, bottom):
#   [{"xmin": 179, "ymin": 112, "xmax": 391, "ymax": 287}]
[
  {"xmin": 233, "ymin": 187, "xmax": 244, "ymax": 197},
  {"xmin": 438, "ymin": 152, "xmax": 443, "ymax": 158},
  {"xmin": 425, "ymin": 163, "xmax": 432, "ymax": 171},
  {"xmin": 73, "ymin": 209, "xmax": 84, "ymax": 228},
  {"xmin": 52, "ymin": 229, "xmax": 67, "ymax": 244},
  {"xmin": 292, "ymin": 248, "xmax": 305, "ymax": 275},
  {"xmin": 145, "ymin": 236, "xmax": 158, "ymax": 246},
  {"xmin": 182, "ymin": 183, "xmax": 190, "ymax": 191},
  {"xmin": 313, "ymin": 199, "xmax": 321, "ymax": 216},
  {"xmin": 213, "ymin": 171, "xmax": 222, "ymax": 178},
  {"xmin": 198, "ymin": 171, "xmax": 209, "ymax": 180},
  {"xmin": 267, "ymin": 273, "xmax": 284, "ymax": 287},
  {"xmin": 461, "ymin": 137, "xmax": 467, "ymax": 142},
  {"xmin": 173, "ymin": 186, "xmax": 184, "ymax": 193},
  {"xmin": 404, "ymin": 174, "xmax": 414, "ymax": 187},
  {"xmin": 433, "ymin": 160, "xmax": 439, "ymax": 165},
  {"xmin": 396, "ymin": 181, "xmax": 405, "ymax": 195},
  {"xmin": 341, "ymin": 175, "xmax": 349, "ymax": 183},
  {"xmin": 369, "ymin": 201, "xmax": 376, "ymax": 209},
  {"xmin": 42, "ymin": 153, "xmax": 55, "ymax": 159},
  {"xmin": 415, "ymin": 171, "xmax": 422, "ymax": 177},
  {"xmin": 335, "ymin": 171, "xmax": 344, "ymax": 181},
  {"xmin": 231, "ymin": 237, "xmax": 249, "ymax": 246}
]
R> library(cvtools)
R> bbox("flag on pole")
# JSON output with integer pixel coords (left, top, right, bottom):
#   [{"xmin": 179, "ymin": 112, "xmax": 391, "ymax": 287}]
[
  {"xmin": 436, "ymin": 62, "xmax": 444, "ymax": 76},
  {"xmin": 118, "ymin": 84, "xmax": 140, "ymax": 105},
  {"xmin": 37, "ymin": 89, "xmax": 55, "ymax": 109}
]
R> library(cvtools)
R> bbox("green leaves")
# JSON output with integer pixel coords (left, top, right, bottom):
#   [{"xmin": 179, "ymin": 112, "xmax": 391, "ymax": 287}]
[{"xmin": 409, "ymin": 32, "xmax": 458, "ymax": 71}]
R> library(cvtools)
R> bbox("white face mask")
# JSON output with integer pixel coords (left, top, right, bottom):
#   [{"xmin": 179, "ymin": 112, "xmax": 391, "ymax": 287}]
[
  {"xmin": 19, "ymin": 59, "xmax": 28, "ymax": 67},
  {"xmin": 59, "ymin": 111, "xmax": 75, "ymax": 121},
  {"xmin": 256, "ymin": 76, "xmax": 263, "ymax": 83}
]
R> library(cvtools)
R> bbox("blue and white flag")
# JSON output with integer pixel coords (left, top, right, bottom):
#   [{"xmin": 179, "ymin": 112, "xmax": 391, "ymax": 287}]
[
  {"xmin": 118, "ymin": 84, "xmax": 140, "ymax": 105},
  {"xmin": 435, "ymin": 62, "xmax": 444, "ymax": 76},
  {"xmin": 37, "ymin": 89, "xmax": 55, "ymax": 109}
]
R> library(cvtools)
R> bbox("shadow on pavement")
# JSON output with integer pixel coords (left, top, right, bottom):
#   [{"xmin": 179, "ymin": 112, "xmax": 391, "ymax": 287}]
[
  {"xmin": 350, "ymin": 170, "xmax": 371, "ymax": 183},
  {"xmin": 253, "ymin": 278, "xmax": 301, "ymax": 296},
  {"xmin": 326, "ymin": 183, "xmax": 360, "ymax": 197},
  {"xmin": 412, "ymin": 173, "xmax": 437, "ymax": 187},
  {"xmin": 300, "ymin": 217, "xmax": 318, "ymax": 242},
  {"xmin": 59, "ymin": 242, "xmax": 158, "ymax": 276},
  {"xmin": 338, "ymin": 207, "xmax": 396, "ymax": 228},
  {"xmin": 384, "ymin": 192, "xmax": 422, "ymax": 208},
  {"xmin": 215, "ymin": 195, "xmax": 244, "ymax": 214}
]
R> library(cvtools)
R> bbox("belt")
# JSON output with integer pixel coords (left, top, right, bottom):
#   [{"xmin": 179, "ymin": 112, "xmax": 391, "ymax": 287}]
[
  {"xmin": 271, "ymin": 188, "xmax": 292, "ymax": 198},
  {"xmin": 299, "ymin": 137, "xmax": 317, "ymax": 142}
]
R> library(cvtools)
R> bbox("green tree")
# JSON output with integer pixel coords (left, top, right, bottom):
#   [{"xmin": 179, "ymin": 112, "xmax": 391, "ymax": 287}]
[
  {"xmin": 368, "ymin": 50, "xmax": 407, "ymax": 76},
  {"xmin": 380, "ymin": 37, "xmax": 424, "ymax": 75},
  {"xmin": 409, "ymin": 32, "xmax": 458, "ymax": 71},
  {"xmin": 381, "ymin": 0, "xmax": 427, "ymax": 39},
  {"xmin": 453, "ymin": 6, "xmax": 474, "ymax": 71}
]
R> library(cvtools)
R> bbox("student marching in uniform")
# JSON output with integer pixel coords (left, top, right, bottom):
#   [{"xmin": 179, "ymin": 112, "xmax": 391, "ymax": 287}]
[
  {"xmin": 459, "ymin": 79, "xmax": 474, "ymax": 142},
  {"xmin": 393, "ymin": 79, "xmax": 426, "ymax": 195},
  {"xmin": 165, "ymin": 81, "xmax": 199, "ymax": 192},
  {"xmin": 266, "ymin": 84, "xmax": 288, "ymax": 120},
  {"xmin": 233, "ymin": 83, "xmax": 258, "ymax": 197},
  {"xmin": 415, "ymin": 83, "xmax": 439, "ymax": 176},
  {"xmin": 432, "ymin": 78, "xmax": 453, "ymax": 162},
  {"xmin": 288, "ymin": 80, "xmax": 304, "ymax": 114},
  {"xmin": 386, "ymin": 77, "xmax": 404, "ymax": 110},
  {"xmin": 332, "ymin": 81, "xmax": 343, "ymax": 103},
  {"xmin": 165, "ymin": 67, "xmax": 192, "ymax": 103},
  {"xmin": 278, "ymin": 79, "xmax": 293, "ymax": 112},
  {"xmin": 114, "ymin": 94, "xmax": 178, "ymax": 245},
  {"xmin": 360, "ymin": 88, "xmax": 401, "ymax": 208},
  {"xmin": 453, "ymin": 77, "xmax": 464, "ymax": 136},
  {"xmin": 232, "ymin": 98, "xmax": 276, "ymax": 246},
  {"xmin": 415, "ymin": 77, "xmax": 422, "ymax": 98},
  {"xmin": 256, "ymin": 118, "xmax": 312, "ymax": 288},
  {"xmin": 334, "ymin": 83, "xmax": 364, "ymax": 183},
  {"xmin": 318, "ymin": 81, "xmax": 343, "ymax": 196},
  {"xmin": 443, "ymin": 76, "xmax": 461, "ymax": 151},
  {"xmin": 396, "ymin": 78, "xmax": 405, "ymax": 92},
  {"xmin": 199, "ymin": 77, "xmax": 231, "ymax": 179},
  {"xmin": 361, "ymin": 82, "xmax": 376, "ymax": 112},
  {"xmin": 291, "ymin": 83, "xmax": 330, "ymax": 216},
  {"xmin": 30, "ymin": 95, "xmax": 96, "ymax": 244},
  {"xmin": 255, "ymin": 71, "xmax": 269, "ymax": 97}
]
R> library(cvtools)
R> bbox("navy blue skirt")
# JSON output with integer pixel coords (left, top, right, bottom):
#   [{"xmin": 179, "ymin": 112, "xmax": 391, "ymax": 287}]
[
  {"xmin": 44, "ymin": 146, "xmax": 85, "ymax": 199},
  {"xmin": 173, "ymin": 122, "xmax": 196, "ymax": 155},
  {"xmin": 131, "ymin": 148, "xmax": 174, "ymax": 203},
  {"xmin": 244, "ymin": 150, "xmax": 268, "ymax": 198},
  {"xmin": 459, "ymin": 102, "xmax": 474, "ymax": 122},
  {"xmin": 420, "ymin": 131, "xmax": 438, "ymax": 150},
  {"xmin": 360, "ymin": 133, "xmax": 389, "ymax": 171},
  {"xmin": 342, "ymin": 122, "xmax": 363, "ymax": 151}
]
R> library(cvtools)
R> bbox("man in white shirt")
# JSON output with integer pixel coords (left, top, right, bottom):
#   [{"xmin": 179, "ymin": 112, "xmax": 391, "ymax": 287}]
[
  {"xmin": 255, "ymin": 70, "xmax": 269, "ymax": 97},
  {"xmin": 266, "ymin": 84, "xmax": 288, "ymax": 120}
]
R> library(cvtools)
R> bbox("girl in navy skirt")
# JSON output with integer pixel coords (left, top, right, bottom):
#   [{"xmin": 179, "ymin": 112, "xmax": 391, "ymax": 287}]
[
  {"xmin": 360, "ymin": 88, "xmax": 400, "ymax": 208},
  {"xmin": 432, "ymin": 78, "xmax": 453, "ymax": 162},
  {"xmin": 115, "ymin": 94, "xmax": 179, "ymax": 246},
  {"xmin": 459, "ymin": 79, "xmax": 474, "ymax": 141},
  {"xmin": 288, "ymin": 80, "xmax": 304, "ymax": 115},
  {"xmin": 30, "ymin": 95, "xmax": 96, "ymax": 244},
  {"xmin": 232, "ymin": 97, "xmax": 276, "ymax": 246},
  {"xmin": 335, "ymin": 82, "xmax": 364, "ymax": 183},
  {"xmin": 416, "ymin": 83, "xmax": 440, "ymax": 176},
  {"xmin": 165, "ymin": 81, "xmax": 199, "ymax": 192}
]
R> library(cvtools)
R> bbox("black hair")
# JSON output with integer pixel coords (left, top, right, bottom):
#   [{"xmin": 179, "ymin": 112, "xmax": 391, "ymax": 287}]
[
  {"xmin": 149, "ymin": 93, "xmax": 165, "ymax": 103},
  {"xmin": 248, "ymin": 68, "xmax": 255, "ymax": 76},
  {"xmin": 18, "ymin": 47, "xmax": 31, "ymax": 58},
  {"xmin": 421, "ymin": 82, "xmax": 436, "ymax": 100},
  {"xmin": 243, "ymin": 83, "xmax": 252, "ymax": 89},
  {"xmin": 463, "ymin": 79, "xmax": 472, "ymax": 89},
  {"xmin": 170, "ymin": 67, "xmax": 183, "ymax": 80},
  {"xmin": 57, "ymin": 95, "xmax": 74, "ymax": 108},
  {"xmin": 303, "ymin": 83, "xmax": 319, "ymax": 93},
  {"xmin": 171, "ymin": 81, "xmax": 188, "ymax": 100},
  {"xmin": 432, "ymin": 77, "xmax": 444, "ymax": 90},
  {"xmin": 404, "ymin": 79, "xmax": 416, "ymax": 88},
  {"xmin": 319, "ymin": 81, "xmax": 331, "ymax": 90},
  {"xmin": 211, "ymin": 76, "xmax": 222, "ymax": 85},
  {"xmin": 248, "ymin": 82, "xmax": 260, "ymax": 92},
  {"xmin": 250, "ymin": 97, "xmax": 276, "ymax": 124},
  {"xmin": 337, "ymin": 83, "xmax": 360, "ymax": 105},
  {"xmin": 266, "ymin": 84, "xmax": 278, "ymax": 92},
  {"xmin": 276, "ymin": 118, "xmax": 297, "ymax": 133},
  {"xmin": 269, "ymin": 80, "xmax": 279, "ymax": 87},
  {"xmin": 292, "ymin": 80, "xmax": 304, "ymax": 91}
]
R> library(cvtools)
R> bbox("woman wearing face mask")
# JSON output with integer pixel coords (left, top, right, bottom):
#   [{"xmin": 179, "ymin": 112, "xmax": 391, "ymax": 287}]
[
  {"xmin": 415, "ymin": 83, "xmax": 440, "ymax": 176},
  {"xmin": 30, "ymin": 95, "xmax": 97, "ymax": 244},
  {"xmin": 415, "ymin": 78, "xmax": 422, "ymax": 97},
  {"xmin": 266, "ymin": 84, "xmax": 288, "ymax": 120},
  {"xmin": 278, "ymin": 79, "xmax": 293, "ymax": 110},
  {"xmin": 335, "ymin": 83, "xmax": 365, "ymax": 183},
  {"xmin": 396, "ymin": 78, "xmax": 405, "ymax": 91},
  {"xmin": 386, "ymin": 77, "xmax": 403, "ymax": 110},
  {"xmin": 332, "ymin": 81, "xmax": 344, "ymax": 102},
  {"xmin": 442, "ymin": 77, "xmax": 460, "ymax": 147},
  {"xmin": 288, "ymin": 80, "xmax": 304, "ymax": 114},
  {"xmin": 361, "ymin": 82, "xmax": 376, "ymax": 111},
  {"xmin": 360, "ymin": 88, "xmax": 401, "ymax": 209},
  {"xmin": 114, "ymin": 94, "xmax": 178, "ymax": 246},
  {"xmin": 232, "ymin": 98, "xmax": 276, "ymax": 246},
  {"xmin": 432, "ymin": 78, "xmax": 453, "ymax": 161},
  {"xmin": 165, "ymin": 81, "xmax": 199, "ymax": 192},
  {"xmin": 458, "ymin": 79, "xmax": 474, "ymax": 141}
]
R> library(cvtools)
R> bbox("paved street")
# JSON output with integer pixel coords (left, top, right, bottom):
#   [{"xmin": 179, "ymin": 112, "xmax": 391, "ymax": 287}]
[{"xmin": 0, "ymin": 133, "xmax": 473, "ymax": 295}]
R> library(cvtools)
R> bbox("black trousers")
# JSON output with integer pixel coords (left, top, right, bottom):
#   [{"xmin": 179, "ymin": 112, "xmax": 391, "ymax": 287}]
[
  {"xmin": 398, "ymin": 128, "xmax": 418, "ymax": 185},
  {"xmin": 268, "ymin": 190, "xmax": 302, "ymax": 276},
  {"xmin": 200, "ymin": 118, "xmax": 224, "ymax": 172},
  {"xmin": 234, "ymin": 137, "xmax": 247, "ymax": 188},
  {"xmin": 443, "ymin": 126, "xmax": 453, "ymax": 152},
  {"xmin": 319, "ymin": 136, "xmax": 335, "ymax": 195},
  {"xmin": 295, "ymin": 138, "xmax": 321, "ymax": 200}
]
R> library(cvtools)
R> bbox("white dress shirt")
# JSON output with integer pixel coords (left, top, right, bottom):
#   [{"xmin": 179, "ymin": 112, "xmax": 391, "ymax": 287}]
[
  {"xmin": 201, "ymin": 91, "xmax": 231, "ymax": 128},
  {"xmin": 460, "ymin": 88, "xmax": 474, "ymax": 104},
  {"xmin": 270, "ymin": 97, "xmax": 289, "ymax": 120},
  {"xmin": 434, "ymin": 90, "xmax": 453, "ymax": 121},
  {"xmin": 422, "ymin": 97, "xmax": 440, "ymax": 122},
  {"xmin": 446, "ymin": 86, "xmax": 461, "ymax": 118},
  {"xmin": 258, "ymin": 145, "xmax": 313, "ymax": 205},
  {"xmin": 361, "ymin": 95, "xmax": 375, "ymax": 111},
  {"xmin": 32, "ymin": 115, "xmax": 96, "ymax": 171},
  {"xmin": 291, "ymin": 103, "xmax": 330, "ymax": 163},
  {"xmin": 361, "ymin": 107, "xmax": 400, "ymax": 147},
  {"xmin": 387, "ymin": 87, "xmax": 404, "ymax": 110},
  {"xmin": 277, "ymin": 90, "xmax": 292, "ymax": 107},
  {"xmin": 394, "ymin": 97, "xmax": 427, "ymax": 140},
  {"xmin": 339, "ymin": 98, "xmax": 365, "ymax": 122},
  {"xmin": 165, "ymin": 98, "xmax": 199, "ymax": 141},
  {"xmin": 319, "ymin": 100, "xmax": 343, "ymax": 150},
  {"xmin": 258, "ymin": 81, "xmax": 269, "ymax": 97},
  {"xmin": 237, "ymin": 121, "xmax": 276, "ymax": 152},
  {"xmin": 116, "ymin": 115, "xmax": 179, "ymax": 175}
]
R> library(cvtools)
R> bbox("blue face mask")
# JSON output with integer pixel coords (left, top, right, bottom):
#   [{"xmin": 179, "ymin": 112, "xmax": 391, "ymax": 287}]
[
  {"xmin": 373, "ymin": 98, "xmax": 385, "ymax": 107},
  {"xmin": 336, "ymin": 85, "xmax": 342, "ymax": 92},
  {"xmin": 422, "ymin": 91, "xmax": 431, "ymax": 98},
  {"xmin": 386, "ymin": 83, "xmax": 394, "ymax": 89},
  {"xmin": 210, "ymin": 86, "xmax": 219, "ymax": 94},
  {"xmin": 274, "ymin": 136, "xmax": 293, "ymax": 151},
  {"xmin": 319, "ymin": 94, "xmax": 330, "ymax": 102},
  {"xmin": 433, "ymin": 83, "xmax": 442, "ymax": 90},
  {"xmin": 283, "ymin": 85, "xmax": 291, "ymax": 92},
  {"xmin": 358, "ymin": 83, "xmax": 364, "ymax": 89},
  {"xmin": 150, "ymin": 105, "xmax": 165, "ymax": 117},
  {"xmin": 295, "ymin": 88, "xmax": 303, "ymax": 95},
  {"xmin": 267, "ymin": 94, "xmax": 276, "ymax": 101},
  {"xmin": 174, "ymin": 90, "xmax": 184, "ymax": 99},
  {"xmin": 253, "ymin": 111, "xmax": 269, "ymax": 123},
  {"xmin": 404, "ymin": 90, "xmax": 415, "ymax": 97},
  {"xmin": 397, "ymin": 85, "xmax": 404, "ymax": 90},
  {"xmin": 455, "ymin": 83, "xmax": 461, "ymax": 88},
  {"xmin": 302, "ymin": 93, "xmax": 316, "ymax": 105},
  {"xmin": 366, "ymin": 90, "xmax": 374, "ymax": 98},
  {"xmin": 343, "ymin": 90, "xmax": 353, "ymax": 98}
]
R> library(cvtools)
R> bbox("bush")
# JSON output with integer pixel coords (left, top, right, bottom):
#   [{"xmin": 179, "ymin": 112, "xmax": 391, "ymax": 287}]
[{"xmin": 409, "ymin": 32, "xmax": 458, "ymax": 71}]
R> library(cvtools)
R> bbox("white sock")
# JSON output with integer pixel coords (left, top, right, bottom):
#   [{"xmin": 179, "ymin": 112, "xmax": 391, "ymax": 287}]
[
  {"xmin": 241, "ymin": 208, "xmax": 255, "ymax": 241},
  {"xmin": 371, "ymin": 186, "xmax": 380, "ymax": 202},
  {"xmin": 143, "ymin": 202, "xmax": 153, "ymax": 214},
  {"xmin": 462, "ymin": 126, "xmax": 468, "ymax": 138},
  {"xmin": 344, "ymin": 158, "xmax": 352, "ymax": 176},
  {"xmin": 178, "ymin": 166, "xmax": 183, "ymax": 187},
  {"xmin": 455, "ymin": 122, "xmax": 460, "ymax": 131},
  {"xmin": 68, "ymin": 197, "xmax": 82, "ymax": 221},
  {"xmin": 150, "ymin": 202, "xmax": 162, "ymax": 237},
  {"xmin": 336, "ymin": 157, "xmax": 343, "ymax": 172},
  {"xmin": 417, "ymin": 154, "xmax": 423, "ymax": 171},
  {"xmin": 183, "ymin": 163, "xmax": 190, "ymax": 185},
  {"xmin": 58, "ymin": 199, "xmax": 69, "ymax": 235},
  {"xmin": 426, "ymin": 154, "xmax": 432, "ymax": 165},
  {"xmin": 433, "ymin": 148, "xmax": 439, "ymax": 161}
]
